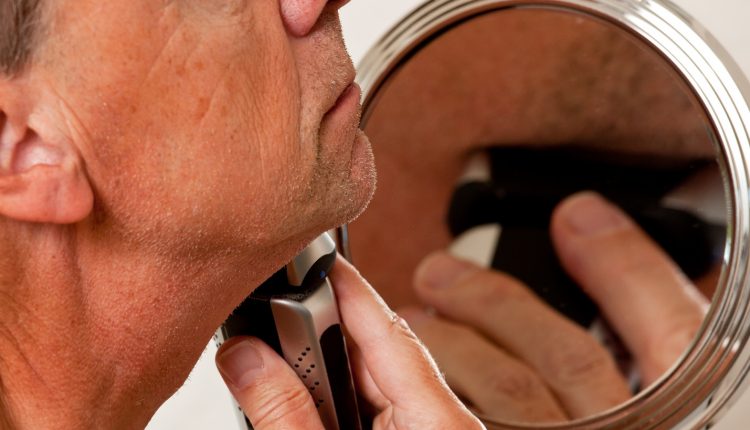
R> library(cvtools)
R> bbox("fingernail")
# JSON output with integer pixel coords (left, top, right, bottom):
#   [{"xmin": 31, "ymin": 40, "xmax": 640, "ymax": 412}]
[
  {"xmin": 417, "ymin": 252, "xmax": 477, "ymax": 290},
  {"xmin": 217, "ymin": 339, "xmax": 264, "ymax": 389},
  {"xmin": 561, "ymin": 192, "xmax": 630, "ymax": 236}
]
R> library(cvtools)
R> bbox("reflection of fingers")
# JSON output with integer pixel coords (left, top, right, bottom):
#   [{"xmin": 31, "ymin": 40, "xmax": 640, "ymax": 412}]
[
  {"xmin": 550, "ymin": 192, "xmax": 709, "ymax": 384},
  {"xmin": 414, "ymin": 253, "xmax": 631, "ymax": 418},
  {"xmin": 400, "ymin": 307, "xmax": 567, "ymax": 424},
  {"xmin": 216, "ymin": 337, "xmax": 324, "ymax": 430},
  {"xmin": 330, "ymin": 257, "xmax": 483, "ymax": 427}
]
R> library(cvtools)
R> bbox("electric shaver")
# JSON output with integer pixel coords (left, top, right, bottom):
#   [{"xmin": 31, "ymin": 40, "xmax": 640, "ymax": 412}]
[{"xmin": 215, "ymin": 233, "xmax": 362, "ymax": 430}]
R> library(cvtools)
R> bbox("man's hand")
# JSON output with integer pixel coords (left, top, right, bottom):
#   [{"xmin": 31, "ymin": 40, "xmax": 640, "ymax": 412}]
[
  {"xmin": 400, "ymin": 192, "xmax": 708, "ymax": 423},
  {"xmin": 215, "ymin": 257, "xmax": 485, "ymax": 430}
]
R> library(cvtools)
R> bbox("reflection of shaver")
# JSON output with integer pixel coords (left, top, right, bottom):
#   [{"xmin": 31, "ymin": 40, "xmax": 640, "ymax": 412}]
[
  {"xmin": 215, "ymin": 233, "xmax": 362, "ymax": 430},
  {"xmin": 448, "ymin": 148, "xmax": 723, "ymax": 327}
]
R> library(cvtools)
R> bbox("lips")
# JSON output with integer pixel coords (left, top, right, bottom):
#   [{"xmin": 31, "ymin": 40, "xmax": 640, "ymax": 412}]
[
  {"xmin": 329, "ymin": 83, "xmax": 356, "ymax": 111},
  {"xmin": 323, "ymin": 70, "xmax": 357, "ymax": 117}
]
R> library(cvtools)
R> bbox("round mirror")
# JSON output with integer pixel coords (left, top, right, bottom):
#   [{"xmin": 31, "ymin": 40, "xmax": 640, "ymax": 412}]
[{"xmin": 346, "ymin": 0, "xmax": 750, "ymax": 428}]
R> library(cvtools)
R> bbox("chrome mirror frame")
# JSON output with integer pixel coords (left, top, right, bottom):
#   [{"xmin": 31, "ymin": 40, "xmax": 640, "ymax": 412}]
[{"xmin": 350, "ymin": 0, "xmax": 750, "ymax": 428}]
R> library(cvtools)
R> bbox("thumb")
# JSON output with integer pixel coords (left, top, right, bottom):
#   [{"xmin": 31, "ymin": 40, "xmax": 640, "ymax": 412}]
[{"xmin": 216, "ymin": 337, "xmax": 324, "ymax": 430}]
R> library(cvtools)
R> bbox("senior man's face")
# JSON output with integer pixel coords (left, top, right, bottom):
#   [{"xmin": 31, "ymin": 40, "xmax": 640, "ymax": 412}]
[
  {"xmin": 0, "ymin": 1, "xmax": 374, "ymax": 425},
  {"xmin": 41, "ymin": 0, "xmax": 374, "ymax": 256}
]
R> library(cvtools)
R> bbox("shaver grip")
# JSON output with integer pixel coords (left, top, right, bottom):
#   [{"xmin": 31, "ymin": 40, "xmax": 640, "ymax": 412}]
[{"xmin": 217, "ymin": 234, "xmax": 362, "ymax": 430}]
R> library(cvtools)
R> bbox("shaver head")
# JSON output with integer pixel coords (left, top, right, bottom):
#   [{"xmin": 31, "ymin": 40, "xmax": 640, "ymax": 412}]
[
  {"xmin": 246, "ymin": 233, "xmax": 338, "ymax": 302},
  {"xmin": 286, "ymin": 233, "xmax": 337, "ymax": 288}
]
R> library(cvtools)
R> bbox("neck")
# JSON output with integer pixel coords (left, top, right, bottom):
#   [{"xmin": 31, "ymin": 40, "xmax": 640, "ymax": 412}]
[
  {"xmin": 0, "ymin": 222, "xmax": 98, "ymax": 428},
  {"xmin": 0, "ymin": 220, "xmax": 290, "ymax": 429}
]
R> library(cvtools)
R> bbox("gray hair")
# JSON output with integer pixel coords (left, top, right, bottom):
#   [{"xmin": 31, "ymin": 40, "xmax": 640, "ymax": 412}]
[{"xmin": 0, "ymin": 0, "xmax": 42, "ymax": 75}]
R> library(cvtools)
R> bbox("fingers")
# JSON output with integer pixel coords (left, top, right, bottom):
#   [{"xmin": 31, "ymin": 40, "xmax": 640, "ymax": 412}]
[
  {"xmin": 215, "ymin": 337, "xmax": 324, "ymax": 430},
  {"xmin": 413, "ymin": 253, "xmax": 631, "ymax": 418},
  {"xmin": 346, "ymin": 339, "xmax": 390, "ymax": 411},
  {"xmin": 550, "ymin": 192, "xmax": 709, "ymax": 384},
  {"xmin": 400, "ymin": 307, "xmax": 568, "ymax": 424},
  {"xmin": 329, "ymin": 256, "xmax": 484, "ymax": 428}
]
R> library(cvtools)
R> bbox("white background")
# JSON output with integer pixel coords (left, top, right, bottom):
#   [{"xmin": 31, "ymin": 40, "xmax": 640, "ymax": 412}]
[{"xmin": 147, "ymin": 0, "xmax": 750, "ymax": 428}]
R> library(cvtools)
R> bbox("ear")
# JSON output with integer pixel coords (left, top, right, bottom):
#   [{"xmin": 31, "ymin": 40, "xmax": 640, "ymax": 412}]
[
  {"xmin": 0, "ymin": 91, "xmax": 93, "ymax": 224},
  {"xmin": 280, "ymin": 0, "xmax": 349, "ymax": 37}
]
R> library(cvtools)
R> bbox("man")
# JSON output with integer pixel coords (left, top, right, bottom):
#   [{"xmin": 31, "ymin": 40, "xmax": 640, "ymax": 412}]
[{"xmin": 0, "ymin": 0, "xmax": 484, "ymax": 428}]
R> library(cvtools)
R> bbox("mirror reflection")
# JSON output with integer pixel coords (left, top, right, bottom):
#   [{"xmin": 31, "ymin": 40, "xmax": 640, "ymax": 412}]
[{"xmin": 349, "ymin": 6, "xmax": 726, "ymax": 425}]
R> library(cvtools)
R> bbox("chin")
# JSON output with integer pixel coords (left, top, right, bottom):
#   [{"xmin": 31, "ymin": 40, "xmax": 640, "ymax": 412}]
[
  {"xmin": 283, "ymin": 131, "xmax": 376, "ymax": 243},
  {"xmin": 339, "ymin": 136, "xmax": 378, "ymax": 225}
]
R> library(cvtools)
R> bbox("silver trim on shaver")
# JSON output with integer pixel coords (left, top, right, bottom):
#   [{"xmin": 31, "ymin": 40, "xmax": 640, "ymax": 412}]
[
  {"xmin": 270, "ymin": 278, "xmax": 342, "ymax": 430},
  {"xmin": 287, "ymin": 234, "xmax": 337, "ymax": 287}
]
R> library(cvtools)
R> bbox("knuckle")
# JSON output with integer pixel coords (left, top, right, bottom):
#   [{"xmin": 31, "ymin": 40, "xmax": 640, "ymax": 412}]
[
  {"xmin": 561, "ymin": 231, "xmax": 661, "ymax": 286},
  {"xmin": 387, "ymin": 313, "xmax": 421, "ymax": 343},
  {"xmin": 486, "ymin": 367, "xmax": 547, "ymax": 403},
  {"xmin": 619, "ymin": 254, "xmax": 665, "ymax": 283},
  {"xmin": 461, "ymin": 271, "xmax": 527, "ymax": 307},
  {"xmin": 250, "ymin": 384, "xmax": 314, "ymax": 428},
  {"xmin": 381, "ymin": 312, "xmax": 434, "ymax": 360},
  {"xmin": 645, "ymin": 313, "xmax": 703, "ymax": 369},
  {"xmin": 542, "ymin": 338, "xmax": 617, "ymax": 386},
  {"xmin": 606, "ymin": 236, "xmax": 674, "ymax": 284}
]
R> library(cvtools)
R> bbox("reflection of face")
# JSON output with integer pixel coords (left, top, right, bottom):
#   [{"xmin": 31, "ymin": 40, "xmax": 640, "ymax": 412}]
[{"xmin": 44, "ymin": 0, "xmax": 375, "ymax": 258}]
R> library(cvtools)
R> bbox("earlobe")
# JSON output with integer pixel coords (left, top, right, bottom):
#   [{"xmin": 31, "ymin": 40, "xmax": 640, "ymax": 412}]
[{"xmin": 0, "ymin": 114, "xmax": 94, "ymax": 224}]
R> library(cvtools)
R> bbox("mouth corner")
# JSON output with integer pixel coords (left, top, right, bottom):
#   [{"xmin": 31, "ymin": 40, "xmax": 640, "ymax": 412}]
[{"xmin": 325, "ymin": 81, "xmax": 361, "ymax": 117}]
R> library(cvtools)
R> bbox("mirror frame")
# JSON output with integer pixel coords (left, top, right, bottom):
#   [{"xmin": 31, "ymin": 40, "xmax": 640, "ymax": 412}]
[{"xmin": 350, "ymin": 0, "xmax": 750, "ymax": 428}]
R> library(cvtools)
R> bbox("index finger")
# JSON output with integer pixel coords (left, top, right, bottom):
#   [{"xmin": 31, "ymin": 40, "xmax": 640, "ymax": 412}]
[
  {"xmin": 551, "ymin": 192, "xmax": 709, "ymax": 384},
  {"xmin": 412, "ymin": 253, "xmax": 631, "ymax": 418},
  {"xmin": 329, "ymin": 256, "xmax": 482, "ymax": 428}
]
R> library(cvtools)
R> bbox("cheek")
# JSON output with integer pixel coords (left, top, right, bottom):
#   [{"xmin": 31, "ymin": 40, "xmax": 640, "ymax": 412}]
[
  {"xmin": 180, "ymin": 38, "xmax": 306, "ymax": 222},
  {"xmin": 54, "ymin": 0, "xmax": 308, "ymax": 243}
]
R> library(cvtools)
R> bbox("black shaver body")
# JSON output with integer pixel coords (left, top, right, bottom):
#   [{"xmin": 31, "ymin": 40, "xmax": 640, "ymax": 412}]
[
  {"xmin": 448, "ymin": 147, "xmax": 723, "ymax": 327},
  {"xmin": 215, "ymin": 233, "xmax": 362, "ymax": 430}
]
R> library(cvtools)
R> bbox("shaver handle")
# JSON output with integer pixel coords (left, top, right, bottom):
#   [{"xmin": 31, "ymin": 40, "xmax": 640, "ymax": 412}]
[
  {"xmin": 216, "ymin": 234, "xmax": 362, "ymax": 430},
  {"xmin": 267, "ymin": 280, "xmax": 361, "ymax": 430}
]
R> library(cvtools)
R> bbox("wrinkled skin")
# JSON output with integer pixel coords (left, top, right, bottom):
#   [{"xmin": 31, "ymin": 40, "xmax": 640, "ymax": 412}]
[{"xmin": 0, "ymin": 0, "xmax": 375, "ymax": 428}]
